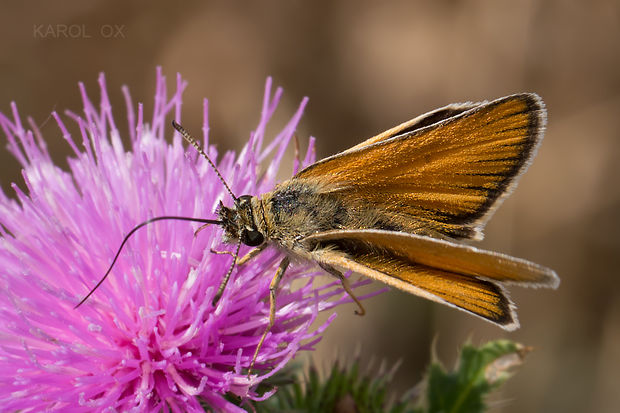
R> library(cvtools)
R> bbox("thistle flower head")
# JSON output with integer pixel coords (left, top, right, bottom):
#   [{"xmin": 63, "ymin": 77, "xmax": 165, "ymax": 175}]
[{"xmin": 0, "ymin": 69, "xmax": 372, "ymax": 412}]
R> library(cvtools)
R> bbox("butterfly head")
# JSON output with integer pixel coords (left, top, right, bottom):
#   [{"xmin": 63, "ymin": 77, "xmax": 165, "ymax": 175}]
[{"xmin": 218, "ymin": 195, "xmax": 265, "ymax": 247}]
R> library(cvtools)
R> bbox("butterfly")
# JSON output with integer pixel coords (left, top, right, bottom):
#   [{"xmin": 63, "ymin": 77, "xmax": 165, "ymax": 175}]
[{"xmin": 78, "ymin": 93, "xmax": 559, "ymax": 374}]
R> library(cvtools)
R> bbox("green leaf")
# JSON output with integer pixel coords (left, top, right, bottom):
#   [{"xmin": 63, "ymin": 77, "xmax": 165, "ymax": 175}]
[{"xmin": 426, "ymin": 340, "xmax": 530, "ymax": 413}]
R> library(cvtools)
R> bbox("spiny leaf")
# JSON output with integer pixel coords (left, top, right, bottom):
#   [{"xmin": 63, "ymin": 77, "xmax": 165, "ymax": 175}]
[
  {"xmin": 210, "ymin": 340, "xmax": 528, "ymax": 412},
  {"xmin": 250, "ymin": 359, "xmax": 420, "ymax": 413}
]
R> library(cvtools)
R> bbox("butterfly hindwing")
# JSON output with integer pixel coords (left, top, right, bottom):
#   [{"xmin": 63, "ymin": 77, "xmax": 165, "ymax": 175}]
[
  {"xmin": 312, "ymin": 240, "xmax": 518, "ymax": 330},
  {"xmin": 305, "ymin": 229, "xmax": 559, "ymax": 288}
]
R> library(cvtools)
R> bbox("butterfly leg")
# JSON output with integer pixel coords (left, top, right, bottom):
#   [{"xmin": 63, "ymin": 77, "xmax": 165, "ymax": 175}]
[
  {"xmin": 210, "ymin": 244, "xmax": 265, "ymax": 263},
  {"xmin": 212, "ymin": 241, "xmax": 242, "ymax": 305},
  {"xmin": 210, "ymin": 248, "xmax": 236, "ymax": 258},
  {"xmin": 319, "ymin": 263, "xmax": 366, "ymax": 316},
  {"xmin": 237, "ymin": 245, "xmax": 266, "ymax": 266},
  {"xmin": 212, "ymin": 245, "xmax": 266, "ymax": 306},
  {"xmin": 248, "ymin": 256, "xmax": 290, "ymax": 376},
  {"xmin": 194, "ymin": 223, "xmax": 211, "ymax": 237}
]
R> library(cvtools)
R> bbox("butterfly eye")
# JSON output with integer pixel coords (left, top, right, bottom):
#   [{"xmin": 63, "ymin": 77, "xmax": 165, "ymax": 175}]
[{"xmin": 241, "ymin": 229, "xmax": 264, "ymax": 247}]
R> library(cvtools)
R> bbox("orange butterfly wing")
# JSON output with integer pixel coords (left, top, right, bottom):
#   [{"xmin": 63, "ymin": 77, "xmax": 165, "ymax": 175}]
[
  {"xmin": 345, "ymin": 101, "xmax": 481, "ymax": 152},
  {"xmin": 295, "ymin": 94, "xmax": 546, "ymax": 240},
  {"xmin": 306, "ymin": 229, "xmax": 558, "ymax": 329},
  {"xmin": 305, "ymin": 229, "xmax": 559, "ymax": 288},
  {"xmin": 311, "ymin": 240, "xmax": 518, "ymax": 330}
]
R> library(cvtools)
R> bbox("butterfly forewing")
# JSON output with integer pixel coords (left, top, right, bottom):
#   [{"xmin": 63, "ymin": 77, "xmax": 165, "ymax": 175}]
[
  {"xmin": 295, "ymin": 94, "xmax": 546, "ymax": 240},
  {"xmin": 344, "ymin": 102, "xmax": 482, "ymax": 152}
]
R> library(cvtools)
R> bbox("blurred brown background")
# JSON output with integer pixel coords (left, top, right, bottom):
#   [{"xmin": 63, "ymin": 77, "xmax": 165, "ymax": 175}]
[{"xmin": 1, "ymin": 1, "xmax": 619, "ymax": 411}]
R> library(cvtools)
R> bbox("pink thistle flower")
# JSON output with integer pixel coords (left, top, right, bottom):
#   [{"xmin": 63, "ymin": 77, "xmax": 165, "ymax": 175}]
[{"xmin": 0, "ymin": 69, "xmax": 375, "ymax": 412}]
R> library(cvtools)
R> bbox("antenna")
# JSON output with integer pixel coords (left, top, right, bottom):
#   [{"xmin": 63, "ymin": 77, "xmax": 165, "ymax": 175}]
[
  {"xmin": 74, "ymin": 216, "xmax": 221, "ymax": 308},
  {"xmin": 75, "ymin": 122, "xmax": 242, "ymax": 308},
  {"xmin": 172, "ymin": 120, "xmax": 237, "ymax": 201}
]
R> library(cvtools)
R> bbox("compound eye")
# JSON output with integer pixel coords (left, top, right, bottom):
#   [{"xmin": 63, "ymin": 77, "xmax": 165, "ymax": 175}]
[{"xmin": 241, "ymin": 229, "xmax": 264, "ymax": 247}]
